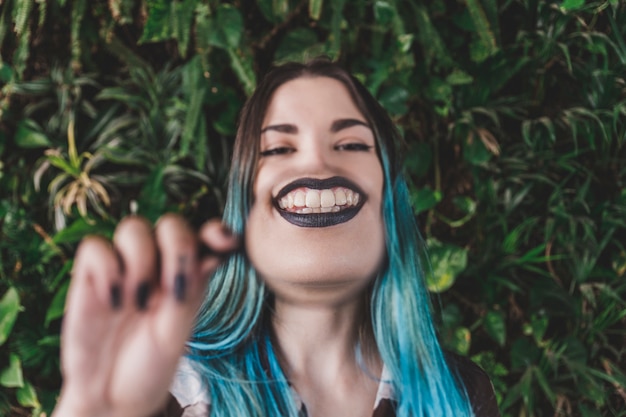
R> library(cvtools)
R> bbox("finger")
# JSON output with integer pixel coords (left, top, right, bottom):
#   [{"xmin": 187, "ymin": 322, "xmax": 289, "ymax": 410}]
[
  {"xmin": 113, "ymin": 216, "xmax": 158, "ymax": 311},
  {"xmin": 153, "ymin": 214, "xmax": 203, "ymax": 351},
  {"xmin": 198, "ymin": 219, "xmax": 240, "ymax": 276},
  {"xmin": 62, "ymin": 236, "xmax": 122, "ymax": 394}
]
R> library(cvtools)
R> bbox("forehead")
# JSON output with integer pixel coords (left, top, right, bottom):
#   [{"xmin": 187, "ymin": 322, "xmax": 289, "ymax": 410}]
[{"xmin": 262, "ymin": 76, "xmax": 365, "ymax": 125}]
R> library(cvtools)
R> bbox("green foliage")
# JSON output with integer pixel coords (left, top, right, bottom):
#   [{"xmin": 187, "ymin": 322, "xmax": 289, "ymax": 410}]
[
  {"xmin": 425, "ymin": 238, "xmax": 468, "ymax": 293},
  {"xmin": 0, "ymin": 288, "xmax": 21, "ymax": 346},
  {"xmin": 0, "ymin": 0, "xmax": 625, "ymax": 416}
]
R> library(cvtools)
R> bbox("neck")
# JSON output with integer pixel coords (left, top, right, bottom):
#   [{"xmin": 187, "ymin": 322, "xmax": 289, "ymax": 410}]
[{"xmin": 270, "ymin": 292, "xmax": 381, "ymax": 384}]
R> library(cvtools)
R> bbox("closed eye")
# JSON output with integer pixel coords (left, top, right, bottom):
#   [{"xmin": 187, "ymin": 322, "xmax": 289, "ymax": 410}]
[
  {"xmin": 260, "ymin": 147, "xmax": 294, "ymax": 157},
  {"xmin": 335, "ymin": 143, "xmax": 374, "ymax": 152}
]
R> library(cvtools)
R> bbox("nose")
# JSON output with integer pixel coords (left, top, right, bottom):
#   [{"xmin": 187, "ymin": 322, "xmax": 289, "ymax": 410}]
[{"xmin": 296, "ymin": 134, "xmax": 334, "ymax": 174}]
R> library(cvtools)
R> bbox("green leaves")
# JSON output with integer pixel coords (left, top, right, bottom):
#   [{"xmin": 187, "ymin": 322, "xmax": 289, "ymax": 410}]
[
  {"xmin": 425, "ymin": 238, "xmax": 468, "ymax": 293},
  {"xmin": 203, "ymin": 5, "xmax": 244, "ymax": 49},
  {"xmin": 2, "ymin": 1, "xmax": 626, "ymax": 416},
  {"xmin": 561, "ymin": 0, "xmax": 586, "ymax": 11},
  {"xmin": 0, "ymin": 288, "xmax": 21, "ymax": 346},
  {"xmin": 14, "ymin": 119, "xmax": 51, "ymax": 148},
  {"xmin": 227, "ymin": 48, "xmax": 257, "ymax": 96},
  {"xmin": 378, "ymin": 85, "xmax": 409, "ymax": 116},
  {"xmin": 410, "ymin": 187, "xmax": 442, "ymax": 215},
  {"xmin": 309, "ymin": 0, "xmax": 323, "ymax": 20},
  {"xmin": 466, "ymin": 0, "xmax": 499, "ymax": 62},
  {"xmin": 0, "ymin": 354, "xmax": 40, "ymax": 410},
  {"xmin": 374, "ymin": 1, "xmax": 395, "ymax": 26},
  {"xmin": 140, "ymin": 0, "xmax": 183, "ymax": 43},
  {"xmin": 0, "ymin": 354, "xmax": 23, "ymax": 388},
  {"xmin": 136, "ymin": 166, "xmax": 169, "ymax": 224},
  {"xmin": 275, "ymin": 28, "xmax": 323, "ymax": 63},
  {"xmin": 483, "ymin": 310, "xmax": 506, "ymax": 347},
  {"xmin": 193, "ymin": 4, "xmax": 254, "ymax": 94},
  {"xmin": 16, "ymin": 381, "xmax": 40, "ymax": 409}
]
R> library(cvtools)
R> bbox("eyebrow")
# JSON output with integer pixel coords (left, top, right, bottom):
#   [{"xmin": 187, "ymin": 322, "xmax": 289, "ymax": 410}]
[
  {"xmin": 331, "ymin": 118, "xmax": 370, "ymax": 132},
  {"xmin": 260, "ymin": 124, "xmax": 297, "ymax": 134},
  {"xmin": 260, "ymin": 118, "xmax": 371, "ymax": 134}
]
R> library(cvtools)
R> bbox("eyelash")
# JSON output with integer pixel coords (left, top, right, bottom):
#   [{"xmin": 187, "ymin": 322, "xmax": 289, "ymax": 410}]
[
  {"xmin": 334, "ymin": 143, "xmax": 373, "ymax": 152},
  {"xmin": 259, "ymin": 147, "xmax": 294, "ymax": 157},
  {"xmin": 260, "ymin": 143, "xmax": 373, "ymax": 157}
]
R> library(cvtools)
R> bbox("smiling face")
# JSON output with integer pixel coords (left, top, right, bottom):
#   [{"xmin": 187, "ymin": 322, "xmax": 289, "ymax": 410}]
[{"xmin": 244, "ymin": 76, "xmax": 386, "ymax": 306}]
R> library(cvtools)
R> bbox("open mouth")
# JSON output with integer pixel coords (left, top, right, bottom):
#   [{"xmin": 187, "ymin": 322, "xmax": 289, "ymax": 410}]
[{"xmin": 273, "ymin": 177, "xmax": 366, "ymax": 228}]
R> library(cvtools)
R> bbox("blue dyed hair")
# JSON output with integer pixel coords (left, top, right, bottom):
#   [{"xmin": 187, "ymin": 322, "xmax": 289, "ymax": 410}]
[{"xmin": 188, "ymin": 58, "xmax": 474, "ymax": 416}]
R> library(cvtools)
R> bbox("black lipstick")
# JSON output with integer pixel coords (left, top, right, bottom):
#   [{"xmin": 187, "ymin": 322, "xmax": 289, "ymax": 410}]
[{"xmin": 273, "ymin": 176, "xmax": 367, "ymax": 228}]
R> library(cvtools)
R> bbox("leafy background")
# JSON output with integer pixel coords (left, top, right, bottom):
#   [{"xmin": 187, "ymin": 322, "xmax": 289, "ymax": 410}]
[{"xmin": 0, "ymin": 0, "xmax": 625, "ymax": 416}]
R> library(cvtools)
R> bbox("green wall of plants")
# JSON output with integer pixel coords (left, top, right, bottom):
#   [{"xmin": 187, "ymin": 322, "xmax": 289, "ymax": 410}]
[{"xmin": 1, "ymin": 0, "xmax": 625, "ymax": 416}]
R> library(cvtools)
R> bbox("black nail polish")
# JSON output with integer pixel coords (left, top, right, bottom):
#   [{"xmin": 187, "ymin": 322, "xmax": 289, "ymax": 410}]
[
  {"xmin": 110, "ymin": 284, "xmax": 122, "ymax": 309},
  {"xmin": 136, "ymin": 281, "xmax": 151, "ymax": 310},
  {"xmin": 198, "ymin": 243, "xmax": 239, "ymax": 260},
  {"xmin": 198, "ymin": 243, "xmax": 216, "ymax": 258},
  {"xmin": 174, "ymin": 272, "xmax": 186, "ymax": 302}
]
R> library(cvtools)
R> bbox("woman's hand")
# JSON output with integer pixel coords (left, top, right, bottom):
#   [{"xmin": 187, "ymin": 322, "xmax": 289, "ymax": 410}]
[{"xmin": 52, "ymin": 214, "xmax": 238, "ymax": 417}]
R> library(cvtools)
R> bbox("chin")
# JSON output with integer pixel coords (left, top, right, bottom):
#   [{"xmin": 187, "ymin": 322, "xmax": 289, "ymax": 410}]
[
  {"xmin": 249, "ymin": 240, "xmax": 385, "ymax": 305},
  {"xmin": 261, "ymin": 272, "xmax": 377, "ymax": 308}
]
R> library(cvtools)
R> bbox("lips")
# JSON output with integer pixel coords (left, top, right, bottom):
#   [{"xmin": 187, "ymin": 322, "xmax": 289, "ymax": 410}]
[{"xmin": 273, "ymin": 177, "xmax": 367, "ymax": 227}]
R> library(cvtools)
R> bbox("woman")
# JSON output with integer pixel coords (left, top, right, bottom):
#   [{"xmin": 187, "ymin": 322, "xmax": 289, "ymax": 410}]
[{"xmin": 52, "ymin": 58, "xmax": 499, "ymax": 417}]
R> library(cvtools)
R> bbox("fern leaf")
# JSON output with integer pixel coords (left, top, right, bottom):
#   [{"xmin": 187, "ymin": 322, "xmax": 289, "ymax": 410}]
[
  {"xmin": 13, "ymin": 0, "xmax": 34, "ymax": 36},
  {"xmin": 481, "ymin": 0, "xmax": 500, "ymax": 45},
  {"xmin": 0, "ymin": 0, "xmax": 11, "ymax": 48},
  {"xmin": 121, "ymin": 0, "xmax": 135, "ymax": 24},
  {"xmin": 466, "ymin": 0, "xmax": 499, "ymax": 62},
  {"xmin": 71, "ymin": 0, "xmax": 87, "ymax": 71},
  {"xmin": 13, "ymin": 20, "xmax": 31, "ymax": 78},
  {"xmin": 328, "ymin": 0, "xmax": 347, "ymax": 57},
  {"xmin": 409, "ymin": 2, "xmax": 455, "ymax": 69},
  {"xmin": 139, "ymin": 0, "xmax": 173, "ymax": 43},
  {"xmin": 35, "ymin": 0, "xmax": 46, "ymax": 29},
  {"xmin": 108, "ymin": 0, "xmax": 135, "ymax": 24},
  {"xmin": 227, "ymin": 47, "xmax": 256, "ymax": 96},
  {"xmin": 172, "ymin": 0, "xmax": 197, "ymax": 57},
  {"xmin": 181, "ymin": 56, "xmax": 206, "ymax": 161}
]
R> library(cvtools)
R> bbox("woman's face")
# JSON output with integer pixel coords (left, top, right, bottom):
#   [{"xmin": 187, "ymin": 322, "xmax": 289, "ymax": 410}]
[{"xmin": 245, "ymin": 76, "xmax": 386, "ymax": 306}]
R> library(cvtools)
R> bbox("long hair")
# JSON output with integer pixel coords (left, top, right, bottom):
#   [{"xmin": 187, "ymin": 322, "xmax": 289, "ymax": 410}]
[{"xmin": 187, "ymin": 58, "xmax": 474, "ymax": 416}]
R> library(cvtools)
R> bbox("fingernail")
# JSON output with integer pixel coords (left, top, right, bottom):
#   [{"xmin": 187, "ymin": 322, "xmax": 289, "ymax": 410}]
[
  {"xmin": 110, "ymin": 284, "xmax": 122, "ymax": 309},
  {"xmin": 199, "ymin": 243, "xmax": 217, "ymax": 258},
  {"xmin": 136, "ymin": 281, "xmax": 151, "ymax": 310},
  {"xmin": 174, "ymin": 272, "xmax": 186, "ymax": 302},
  {"xmin": 199, "ymin": 242, "xmax": 240, "ymax": 259}
]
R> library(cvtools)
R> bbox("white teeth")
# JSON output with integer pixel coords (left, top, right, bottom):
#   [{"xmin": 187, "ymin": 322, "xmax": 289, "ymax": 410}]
[
  {"xmin": 279, "ymin": 186, "xmax": 361, "ymax": 214},
  {"xmin": 320, "ymin": 189, "xmax": 335, "ymax": 208},
  {"xmin": 278, "ymin": 194, "xmax": 294, "ymax": 209},
  {"xmin": 335, "ymin": 189, "xmax": 347, "ymax": 206},
  {"xmin": 305, "ymin": 190, "xmax": 320, "ymax": 208},
  {"xmin": 294, "ymin": 191, "xmax": 306, "ymax": 207}
]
